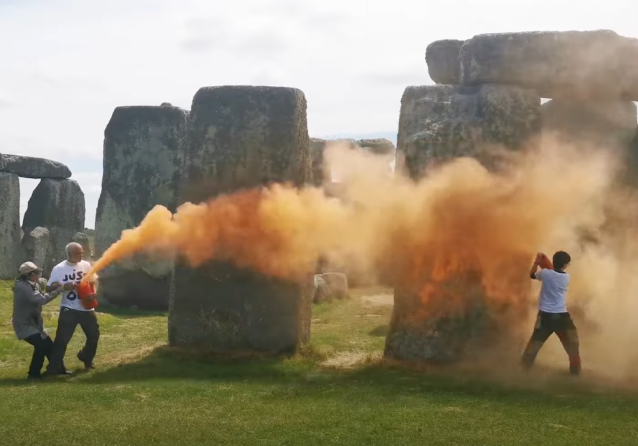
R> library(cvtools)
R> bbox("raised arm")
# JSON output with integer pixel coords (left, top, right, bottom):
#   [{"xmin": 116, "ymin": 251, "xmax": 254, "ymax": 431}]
[{"xmin": 529, "ymin": 253, "xmax": 540, "ymax": 280}]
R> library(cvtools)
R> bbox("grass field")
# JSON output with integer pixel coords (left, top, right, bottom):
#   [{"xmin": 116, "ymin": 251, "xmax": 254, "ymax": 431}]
[{"xmin": 1, "ymin": 280, "xmax": 637, "ymax": 445}]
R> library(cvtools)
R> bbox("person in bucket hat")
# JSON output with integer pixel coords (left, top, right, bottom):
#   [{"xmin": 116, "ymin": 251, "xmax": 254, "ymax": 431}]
[{"xmin": 11, "ymin": 262, "xmax": 72, "ymax": 379}]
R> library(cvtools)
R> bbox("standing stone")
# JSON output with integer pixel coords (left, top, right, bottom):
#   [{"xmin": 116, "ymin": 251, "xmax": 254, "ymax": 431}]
[
  {"xmin": 20, "ymin": 227, "xmax": 50, "ymax": 270},
  {"xmin": 72, "ymin": 232, "xmax": 91, "ymax": 259},
  {"xmin": 459, "ymin": 30, "xmax": 638, "ymax": 100},
  {"xmin": 320, "ymin": 272, "xmax": 349, "ymax": 299},
  {"xmin": 395, "ymin": 84, "xmax": 541, "ymax": 180},
  {"xmin": 387, "ymin": 84, "xmax": 540, "ymax": 362},
  {"xmin": 626, "ymin": 127, "xmax": 638, "ymax": 187},
  {"xmin": 310, "ymin": 138, "xmax": 329, "ymax": 186},
  {"xmin": 356, "ymin": 138, "xmax": 396, "ymax": 156},
  {"xmin": 0, "ymin": 153, "xmax": 71, "ymax": 179},
  {"xmin": 23, "ymin": 179, "xmax": 85, "ymax": 277},
  {"xmin": 169, "ymin": 86, "xmax": 314, "ymax": 353},
  {"xmin": 426, "ymin": 39, "xmax": 464, "ymax": 85},
  {"xmin": 94, "ymin": 105, "xmax": 188, "ymax": 310},
  {"xmin": 542, "ymin": 99, "xmax": 636, "ymax": 149},
  {"xmin": 0, "ymin": 173, "xmax": 20, "ymax": 279}
]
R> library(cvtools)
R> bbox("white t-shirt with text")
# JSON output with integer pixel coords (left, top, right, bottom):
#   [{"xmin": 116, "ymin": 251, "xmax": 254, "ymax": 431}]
[
  {"xmin": 48, "ymin": 260, "xmax": 94, "ymax": 312},
  {"xmin": 534, "ymin": 268, "xmax": 569, "ymax": 313}
]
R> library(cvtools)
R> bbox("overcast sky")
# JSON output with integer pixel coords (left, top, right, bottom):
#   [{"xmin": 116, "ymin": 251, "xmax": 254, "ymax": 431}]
[{"xmin": 1, "ymin": 0, "xmax": 637, "ymax": 229}]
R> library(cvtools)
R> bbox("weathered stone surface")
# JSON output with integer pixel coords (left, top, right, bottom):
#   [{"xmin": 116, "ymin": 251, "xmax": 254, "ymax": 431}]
[
  {"xmin": 20, "ymin": 227, "xmax": 50, "ymax": 270},
  {"xmin": 388, "ymin": 84, "xmax": 538, "ymax": 362},
  {"xmin": 385, "ymin": 266, "xmax": 530, "ymax": 363},
  {"xmin": 385, "ymin": 280, "xmax": 487, "ymax": 362},
  {"xmin": 0, "ymin": 153, "xmax": 71, "ymax": 179},
  {"xmin": 542, "ymin": 99, "xmax": 636, "ymax": 148},
  {"xmin": 169, "ymin": 86, "xmax": 314, "ymax": 353},
  {"xmin": 23, "ymin": 179, "xmax": 85, "ymax": 277},
  {"xmin": 72, "ymin": 232, "xmax": 91, "ymax": 258},
  {"xmin": 99, "ymin": 269, "xmax": 172, "ymax": 311},
  {"xmin": 459, "ymin": 30, "xmax": 638, "ymax": 100},
  {"xmin": 312, "ymin": 272, "xmax": 349, "ymax": 303},
  {"xmin": 94, "ymin": 105, "xmax": 188, "ymax": 310},
  {"xmin": 625, "ymin": 127, "xmax": 638, "ymax": 187},
  {"xmin": 95, "ymin": 105, "xmax": 188, "ymax": 255},
  {"xmin": 0, "ymin": 172, "xmax": 20, "ymax": 279},
  {"xmin": 356, "ymin": 138, "xmax": 396, "ymax": 156},
  {"xmin": 396, "ymin": 84, "xmax": 541, "ymax": 179},
  {"xmin": 312, "ymin": 274, "xmax": 332, "ymax": 303},
  {"xmin": 98, "ymin": 256, "xmax": 173, "ymax": 310},
  {"xmin": 320, "ymin": 272, "xmax": 349, "ymax": 299},
  {"xmin": 426, "ymin": 39, "xmax": 464, "ymax": 84},
  {"xmin": 310, "ymin": 138, "xmax": 329, "ymax": 186}
]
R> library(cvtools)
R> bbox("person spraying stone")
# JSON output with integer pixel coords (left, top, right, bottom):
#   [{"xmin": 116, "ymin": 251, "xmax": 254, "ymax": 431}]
[
  {"xmin": 46, "ymin": 242, "xmax": 100, "ymax": 375},
  {"xmin": 522, "ymin": 251, "xmax": 581, "ymax": 375}
]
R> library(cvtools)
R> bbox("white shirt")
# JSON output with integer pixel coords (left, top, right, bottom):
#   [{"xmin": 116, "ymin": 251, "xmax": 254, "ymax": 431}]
[
  {"xmin": 534, "ymin": 268, "xmax": 569, "ymax": 313},
  {"xmin": 48, "ymin": 260, "xmax": 94, "ymax": 312}
]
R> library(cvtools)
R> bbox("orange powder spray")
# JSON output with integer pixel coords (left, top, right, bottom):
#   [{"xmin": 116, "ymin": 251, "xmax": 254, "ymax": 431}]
[{"xmin": 84, "ymin": 136, "xmax": 638, "ymax": 383}]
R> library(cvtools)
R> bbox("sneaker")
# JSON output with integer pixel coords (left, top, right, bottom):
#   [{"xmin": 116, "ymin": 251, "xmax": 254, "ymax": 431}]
[
  {"xmin": 27, "ymin": 374, "xmax": 43, "ymax": 381},
  {"xmin": 47, "ymin": 368, "xmax": 73, "ymax": 376},
  {"xmin": 77, "ymin": 351, "xmax": 95, "ymax": 370}
]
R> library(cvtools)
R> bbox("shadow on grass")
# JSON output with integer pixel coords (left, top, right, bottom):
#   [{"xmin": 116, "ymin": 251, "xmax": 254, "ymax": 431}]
[
  {"xmin": 368, "ymin": 325, "xmax": 388, "ymax": 337},
  {"xmin": 96, "ymin": 304, "xmax": 167, "ymax": 319},
  {"xmin": 4, "ymin": 345, "xmax": 624, "ymax": 405}
]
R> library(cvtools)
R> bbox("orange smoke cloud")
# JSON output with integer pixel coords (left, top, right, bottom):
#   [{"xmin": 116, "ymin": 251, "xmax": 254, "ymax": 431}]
[
  {"xmin": 90, "ymin": 136, "xmax": 607, "ymax": 292},
  {"xmin": 86, "ymin": 135, "xmax": 638, "ymax": 380},
  {"xmin": 87, "ymin": 137, "xmax": 615, "ymax": 293}
]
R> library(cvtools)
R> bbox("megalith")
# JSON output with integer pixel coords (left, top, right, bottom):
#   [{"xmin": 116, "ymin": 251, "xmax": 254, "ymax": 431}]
[
  {"xmin": 386, "ymin": 83, "xmax": 540, "ymax": 362},
  {"xmin": 459, "ymin": 30, "xmax": 638, "ymax": 100},
  {"xmin": 395, "ymin": 84, "xmax": 541, "ymax": 179},
  {"xmin": 0, "ymin": 173, "xmax": 20, "ymax": 279},
  {"xmin": 0, "ymin": 153, "xmax": 71, "ymax": 179},
  {"xmin": 23, "ymin": 179, "xmax": 85, "ymax": 276},
  {"xmin": 542, "ymin": 99, "xmax": 637, "ymax": 149},
  {"xmin": 626, "ymin": 127, "xmax": 638, "ymax": 187},
  {"xmin": 310, "ymin": 138, "xmax": 329, "ymax": 186},
  {"xmin": 94, "ymin": 104, "xmax": 188, "ymax": 310},
  {"xmin": 169, "ymin": 85, "xmax": 314, "ymax": 353},
  {"xmin": 425, "ymin": 39, "xmax": 464, "ymax": 85},
  {"xmin": 20, "ymin": 227, "xmax": 50, "ymax": 270},
  {"xmin": 72, "ymin": 232, "xmax": 91, "ymax": 258},
  {"xmin": 356, "ymin": 138, "xmax": 396, "ymax": 156}
]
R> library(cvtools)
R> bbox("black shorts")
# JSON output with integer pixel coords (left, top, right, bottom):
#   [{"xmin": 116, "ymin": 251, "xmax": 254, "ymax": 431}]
[{"xmin": 532, "ymin": 311, "xmax": 577, "ymax": 336}]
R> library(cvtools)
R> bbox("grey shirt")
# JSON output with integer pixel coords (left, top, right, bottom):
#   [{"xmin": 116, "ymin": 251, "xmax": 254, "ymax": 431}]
[{"xmin": 12, "ymin": 279, "xmax": 61, "ymax": 340}]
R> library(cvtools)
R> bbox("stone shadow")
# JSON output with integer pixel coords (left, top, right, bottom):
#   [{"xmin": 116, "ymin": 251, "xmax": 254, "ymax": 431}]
[
  {"xmin": 96, "ymin": 304, "xmax": 166, "ymax": 319},
  {"xmin": 368, "ymin": 325, "xmax": 389, "ymax": 337}
]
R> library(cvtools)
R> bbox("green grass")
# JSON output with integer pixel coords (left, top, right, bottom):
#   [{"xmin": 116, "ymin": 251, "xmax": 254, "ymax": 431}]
[{"xmin": 1, "ymin": 281, "xmax": 637, "ymax": 445}]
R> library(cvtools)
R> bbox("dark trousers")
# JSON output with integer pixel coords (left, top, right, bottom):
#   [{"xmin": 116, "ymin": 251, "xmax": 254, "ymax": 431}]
[
  {"xmin": 47, "ymin": 307, "xmax": 100, "ymax": 374},
  {"xmin": 24, "ymin": 334, "xmax": 53, "ymax": 378},
  {"xmin": 522, "ymin": 311, "xmax": 581, "ymax": 375}
]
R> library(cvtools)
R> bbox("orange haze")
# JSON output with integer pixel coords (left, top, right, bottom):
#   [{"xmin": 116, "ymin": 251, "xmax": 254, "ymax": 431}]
[{"xmin": 86, "ymin": 135, "xmax": 638, "ymax": 382}]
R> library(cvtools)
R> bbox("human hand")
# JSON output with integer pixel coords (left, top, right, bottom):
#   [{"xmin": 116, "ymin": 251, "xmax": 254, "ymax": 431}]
[{"xmin": 63, "ymin": 282, "xmax": 77, "ymax": 291}]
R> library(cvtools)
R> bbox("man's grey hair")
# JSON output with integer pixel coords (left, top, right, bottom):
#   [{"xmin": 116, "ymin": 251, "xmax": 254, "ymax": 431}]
[{"xmin": 65, "ymin": 242, "xmax": 83, "ymax": 258}]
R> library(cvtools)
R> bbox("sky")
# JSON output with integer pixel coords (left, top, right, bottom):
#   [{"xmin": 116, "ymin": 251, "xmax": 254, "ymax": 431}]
[{"xmin": 1, "ymin": 0, "xmax": 637, "ymax": 229}]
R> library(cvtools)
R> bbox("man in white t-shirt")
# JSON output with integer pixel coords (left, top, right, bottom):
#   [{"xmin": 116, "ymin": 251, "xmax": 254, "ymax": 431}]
[
  {"xmin": 521, "ymin": 251, "xmax": 581, "ymax": 376},
  {"xmin": 46, "ymin": 242, "xmax": 100, "ymax": 376}
]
